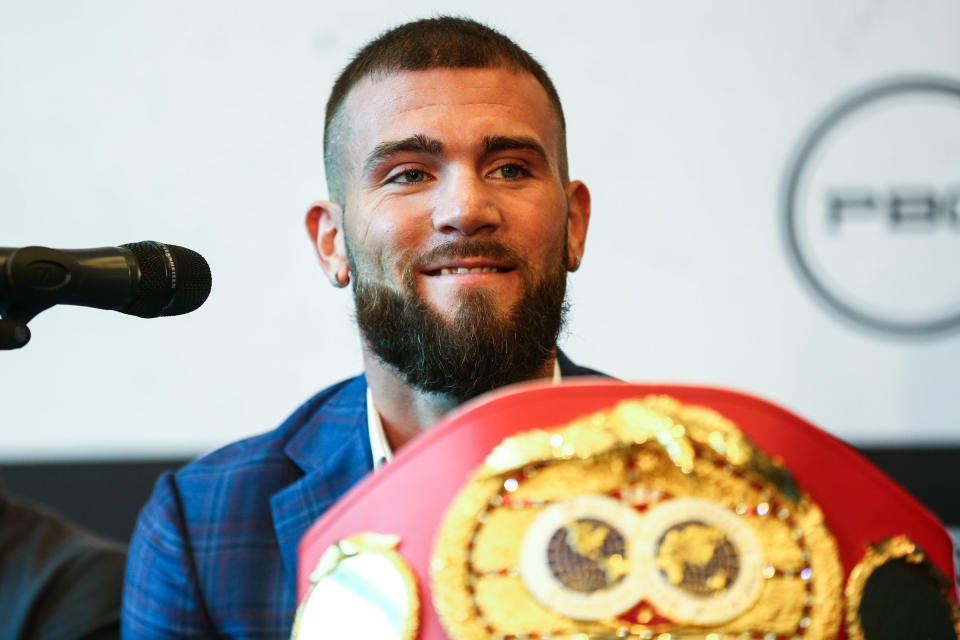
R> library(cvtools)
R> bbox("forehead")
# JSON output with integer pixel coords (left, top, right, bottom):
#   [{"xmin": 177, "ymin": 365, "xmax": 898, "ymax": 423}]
[{"xmin": 337, "ymin": 67, "xmax": 562, "ymax": 166}]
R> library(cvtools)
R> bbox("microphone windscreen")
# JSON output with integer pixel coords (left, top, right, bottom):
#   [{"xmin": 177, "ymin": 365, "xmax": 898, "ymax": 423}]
[{"xmin": 122, "ymin": 241, "xmax": 212, "ymax": 317}]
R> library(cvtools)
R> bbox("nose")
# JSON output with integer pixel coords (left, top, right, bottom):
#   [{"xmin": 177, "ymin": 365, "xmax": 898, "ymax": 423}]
[{"xmin": 431, "ymin": 169, "xmax": 502, "ymax": 236}]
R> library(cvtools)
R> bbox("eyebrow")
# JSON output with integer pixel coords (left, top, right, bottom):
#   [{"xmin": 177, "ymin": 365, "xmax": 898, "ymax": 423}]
[
  {"xmin": 361, "ymin": 133, "xmax": 551, "ymax": 175},
  {"xmin": 363, "ymin": 134, "xmax": 444, "ymax": 174},
  {"xmin": 482, "ymin": 135, "xmax": 549, "ymax": 165}
]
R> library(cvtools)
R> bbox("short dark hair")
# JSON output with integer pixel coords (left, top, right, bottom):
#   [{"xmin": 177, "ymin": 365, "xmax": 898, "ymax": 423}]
[{"xmin": 323, "ymin": 16, "xmax": 568, "ymax": 205}]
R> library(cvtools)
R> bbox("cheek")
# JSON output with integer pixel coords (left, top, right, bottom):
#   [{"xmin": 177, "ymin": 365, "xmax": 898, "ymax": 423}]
[
  {"xmin": 514, "ymin": 203, "xmax": 568, "ymax": 257},
  {"xmin": 360, "ymin": 191, "xmax": 432, "ymax": 244},
  {"xmin": 348, "ymin": 214, "xmax": 428, "ymax": 282},
  {"xmin": 373, "ymin": 219, "xmax": 423, "ymax": 266}
]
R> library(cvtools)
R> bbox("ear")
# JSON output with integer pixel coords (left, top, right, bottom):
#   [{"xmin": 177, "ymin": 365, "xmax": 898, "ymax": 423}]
[
  {"xmin": 305, "ymin": 200, "xmax": 350, "ymax": 288},
  {"xmin": 565, "ymin": 180, "xmax": 591, "ymax": 270}
]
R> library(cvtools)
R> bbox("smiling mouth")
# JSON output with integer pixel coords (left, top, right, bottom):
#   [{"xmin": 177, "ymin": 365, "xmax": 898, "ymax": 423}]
[
  {"xmin": 416, "ymin": 241, "xmax": 521, "ymax": 278},
  {"xmin": 426, "ymin": 266, "xmax": 513, "ymax": 276}
]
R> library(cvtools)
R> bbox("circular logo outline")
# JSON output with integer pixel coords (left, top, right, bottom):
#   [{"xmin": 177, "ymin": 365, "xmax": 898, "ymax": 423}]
[
  {"xmin": 637, "ymin": 497, "xmax": 765, "ymax": 625},
  {"xmin": 782, "ymin": 75, "xmax": 960, "ymax": 337},
  {"xmin": 518, "ymin": 495, "xmax": 647, "ymax": 621}
]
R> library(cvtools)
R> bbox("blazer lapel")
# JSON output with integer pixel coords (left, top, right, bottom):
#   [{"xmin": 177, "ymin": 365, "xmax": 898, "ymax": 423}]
[
  {"xmin": 270, "ymin": 376, "xmax": 373, "ymax": 581},
  {"xmin": 557, "ymin": 348, "xmax": 608, "ymax": 378},
  {"xmin": 270, "ymin": 353, "xmax": 603, "ymax": 581}
]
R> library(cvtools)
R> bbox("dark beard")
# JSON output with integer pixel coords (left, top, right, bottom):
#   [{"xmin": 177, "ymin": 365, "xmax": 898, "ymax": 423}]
[{"xmin": 350, "ymin": 240, "xmax": 568, "ymax": 403}]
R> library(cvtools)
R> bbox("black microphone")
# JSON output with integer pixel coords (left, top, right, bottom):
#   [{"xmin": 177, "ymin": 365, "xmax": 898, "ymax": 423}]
[{"xmin": 0, "ymin": 241, "xmax": 212, "ymax": 325}]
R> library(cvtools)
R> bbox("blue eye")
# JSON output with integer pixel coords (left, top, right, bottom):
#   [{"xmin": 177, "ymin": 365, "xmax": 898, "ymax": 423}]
[
  {"xmin": 493, "ymin": 163, "xmax": 529, "ymax": 179},
  {"xmin": 398, "ymin": 169, "xmax": 426, "ymax": 183}
]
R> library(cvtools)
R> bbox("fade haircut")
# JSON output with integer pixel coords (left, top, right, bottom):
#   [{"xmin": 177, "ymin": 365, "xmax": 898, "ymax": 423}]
[{"xmin": 323, "ymin": 16, "xmax": 568, "ymax": 206}]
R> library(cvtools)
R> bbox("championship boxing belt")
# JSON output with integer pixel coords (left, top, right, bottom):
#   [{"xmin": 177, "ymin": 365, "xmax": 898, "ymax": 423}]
[{"xmin": 291, "ymin": 381, "xmax": 959, "ymax": 639}]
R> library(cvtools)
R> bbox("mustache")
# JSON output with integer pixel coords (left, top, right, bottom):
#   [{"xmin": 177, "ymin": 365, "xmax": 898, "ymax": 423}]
[{"xmin": 404, "ymin": 240, "xmax": 527, "ymax": 274}]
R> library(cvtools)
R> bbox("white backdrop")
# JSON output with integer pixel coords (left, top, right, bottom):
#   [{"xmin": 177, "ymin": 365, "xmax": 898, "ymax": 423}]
[{"xmin": 2, "ymin": 0, "xmax": 959, "ymax": 460}]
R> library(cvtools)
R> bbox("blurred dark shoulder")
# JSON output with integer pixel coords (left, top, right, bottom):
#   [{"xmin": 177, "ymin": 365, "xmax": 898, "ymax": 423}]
[{"xmin": 0, "ymin": 488, "xmax": 124, "ymax": 640}]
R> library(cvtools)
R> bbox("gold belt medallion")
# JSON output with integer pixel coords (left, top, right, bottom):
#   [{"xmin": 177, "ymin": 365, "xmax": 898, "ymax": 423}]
[{"xmin": 431, "ymin": 395, "xmax": 844, "ymax": 639}]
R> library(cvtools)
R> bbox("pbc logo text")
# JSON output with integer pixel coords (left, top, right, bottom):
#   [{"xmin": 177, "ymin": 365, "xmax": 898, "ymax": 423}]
[{"xmin": 827, "ymin": 186, "xmax": 960, "ymax": 230}]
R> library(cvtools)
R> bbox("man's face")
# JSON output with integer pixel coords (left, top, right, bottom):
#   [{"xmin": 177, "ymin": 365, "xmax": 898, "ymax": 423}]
[{"xmin": 320, "ymin": 67, "xmax": 589, "ymax": 398}]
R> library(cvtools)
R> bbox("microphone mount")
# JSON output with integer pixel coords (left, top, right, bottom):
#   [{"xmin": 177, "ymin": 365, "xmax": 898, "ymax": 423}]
[{"xmin": 0, "ymin": 318, "xmax": 30, "ymax": 350}]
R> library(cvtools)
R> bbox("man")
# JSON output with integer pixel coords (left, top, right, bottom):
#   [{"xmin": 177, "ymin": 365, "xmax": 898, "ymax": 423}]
[{"xmin": 123, "ymin": 16, "xmax": 599, "ymax": 637}]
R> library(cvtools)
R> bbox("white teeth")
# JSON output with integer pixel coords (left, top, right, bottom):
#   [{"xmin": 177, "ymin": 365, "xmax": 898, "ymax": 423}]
[{"xmin": 437, "ymin": 266, "xmax": 499, "ymax": 275}]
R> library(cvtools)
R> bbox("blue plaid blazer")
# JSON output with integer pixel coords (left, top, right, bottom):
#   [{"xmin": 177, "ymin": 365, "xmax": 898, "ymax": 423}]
[{"xmin": 122, "ymin": 353, "xmax": 603, "ymax": 638}]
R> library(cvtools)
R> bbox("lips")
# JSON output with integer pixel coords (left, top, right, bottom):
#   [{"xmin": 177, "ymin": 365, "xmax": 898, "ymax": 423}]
[
  {"xmin": 422, "ymin": 259, "xmax": 515, "ymax": 277},
  {"xmin": 437, "ymin": 266, "xmax": 504, "ymax": 275},
  {"xmin": 414, "ymin": 241, "xmax": 523, "ymax": 280}
]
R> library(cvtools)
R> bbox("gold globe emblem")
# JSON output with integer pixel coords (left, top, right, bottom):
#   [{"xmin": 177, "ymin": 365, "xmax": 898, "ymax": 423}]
[
  {"xmin": 655, "ymin": 520, "xmax": 740, "ymax": 596},
  {"xmin": 546, "ymin": 518, "xmax": 630, "ymax": 593}
]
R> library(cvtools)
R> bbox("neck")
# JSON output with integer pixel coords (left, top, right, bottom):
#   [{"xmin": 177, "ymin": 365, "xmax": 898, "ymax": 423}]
[{"xmin": 362, "ymin": 345, "xmax": 557, "ymax": 452}]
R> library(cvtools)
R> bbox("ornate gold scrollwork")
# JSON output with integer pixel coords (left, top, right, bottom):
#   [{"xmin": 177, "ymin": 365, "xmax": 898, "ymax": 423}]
[
  {"xmin": 845, "ymin": 535, "xmax": 960, "ymax": 640},
  {"xmin": 292, "ymin": 533, "xmax": 419, "ymax": 640},
  {"xmin": 431, "ymin": 396, "xmax": 843, "ymax": 639}
]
